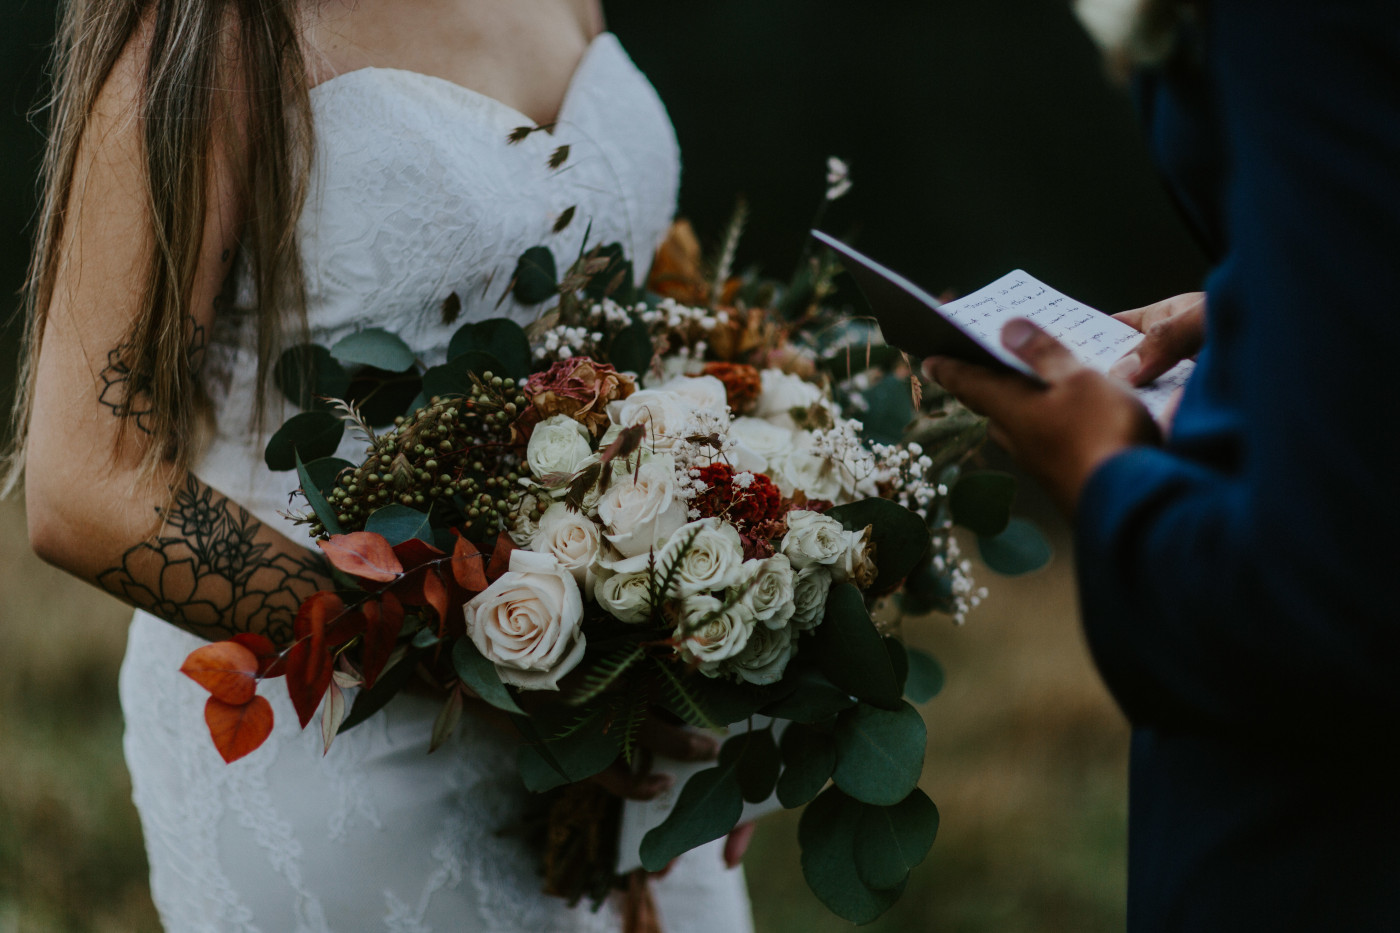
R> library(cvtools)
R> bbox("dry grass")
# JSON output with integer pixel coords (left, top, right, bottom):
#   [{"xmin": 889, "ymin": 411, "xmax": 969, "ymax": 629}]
[{"xmin": 0, "ymin": 489, "xmax": 1128, "ymax": 933}]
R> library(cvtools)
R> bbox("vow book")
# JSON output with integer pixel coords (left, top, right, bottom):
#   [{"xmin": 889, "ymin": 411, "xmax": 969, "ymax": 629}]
[{"xmin": 811, "ymin": 231, "xmax": 1192, "ymax": 418}]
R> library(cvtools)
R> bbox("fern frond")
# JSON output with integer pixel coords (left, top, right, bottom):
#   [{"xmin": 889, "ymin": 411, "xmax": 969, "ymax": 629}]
[
  {"xmin": 652, "ymin": 657, "xmax": 719, "ymax": 730},
  {"xmin": 553, "ymin": 703, "xmax": 604, "ymax": 741},
  {"xmin": 328, "ymin": 397, "xmax": 376, "ymax": 445},
  {"xmin": 649, "ymin": 525, "xmax": 703, "ymax": 610},
  {"xmin": 615, "ymin": 687, "xmax": 649, "ymax": 766},
  {"xmin": 708, "ymin": 197, "xmax": 748, "ymax": 309},
  {"xmin": 569, "ymin": 641, "xmax": 645, "ymax": 707}
]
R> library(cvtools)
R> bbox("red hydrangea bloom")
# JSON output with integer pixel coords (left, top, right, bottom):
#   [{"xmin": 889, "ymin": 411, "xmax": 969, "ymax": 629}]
[{"xmin": 691, "ymin": 464, "xmax": 785, "ymax": 532}]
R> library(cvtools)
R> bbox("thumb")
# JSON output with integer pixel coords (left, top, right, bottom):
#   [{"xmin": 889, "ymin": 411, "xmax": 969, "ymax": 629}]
[{"xmin": 1001, "ymin": 318, "xmax": 1080, "ymax": 382}]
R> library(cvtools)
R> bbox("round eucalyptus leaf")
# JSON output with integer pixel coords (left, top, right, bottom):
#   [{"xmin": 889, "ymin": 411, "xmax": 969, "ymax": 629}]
[
  {"xmin": 904, "ymin": 647, "xmax": 946, "ymax": 704},
  {"xmin": 346, "ymin": 369, "xmax": 424, "ymax": 427},
  {"xmin": 760, "ymin": 664, "xmax": 856, "ymax": 723},
  {"xmin": 720, "ymin": 728, "xmax": 781, "ymax": 804},
  {"xmin": 798, "ymin": 786, "xmax": 906, "ymax": 924},
  {"xmin": 639, "ymin": 761, "xmax": 744, "ymax": 872},
  {"xmin": 274, "ymin": 344, "xmax": 350, "ymax": 410},
  {"xmin": 364, "ymin": 504, "xmax": 433, "ymax": 546},
  {"xmin": 810, "ymin": 583, "xmax": 902, "ymax": 709},
  {"xmin": 949, "ymin": 470, "xmax": 1017, "ymax": 536},
  {"xmin": 512, "ymin": 246, "xmax": 558, "ymax": 305},
  {"xmin": 446, "ymin": 319, "xmax": 532, "ymax": 379},
  {"xmin": 777, "ymin": 722, "xmax": 836, "ymax": 808},
  {"xmin": 608, "ymin": 321, "xmax": 654, "ymax": 375},
  {"xmin": 857, "ymin": 373, "xmax": 917, "ymax": 446},
  {"xmin": 329, "ymin": 327, "xmax": 417, "ymax": 373},
  {"xmin": 420, "ymin": 352, "xmax": 505, "ymax": 400},
  {"xmin": 825, "ymin": 498, "xmax": 931, "ymax": 592},
  {"xmin": 853, "ymin": 788, "xmax": 940, "ymax": 891},
  {"xmin": 451, "ymin": 639, "xmax": 523, "ymax": 717},
  {"xmin": 832, "ymin": 701, "xmax": 926, "ymax": 806},
  {"xmin": 264, "ymin": 411, "xmax": 344, "ymax": 472},
  {"xmin": 978, "ymin": 517, "xmax": 1053, "ymax": 576}
]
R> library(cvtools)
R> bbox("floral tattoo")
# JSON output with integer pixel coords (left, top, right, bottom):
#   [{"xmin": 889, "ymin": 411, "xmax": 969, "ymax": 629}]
[
  {"xmin": 96, "ymin": 318, "xmax": 207, "ymax": 434},
  {"xmin": 98, "ymin": 475, "xmax": 326, "ymax": 644}
]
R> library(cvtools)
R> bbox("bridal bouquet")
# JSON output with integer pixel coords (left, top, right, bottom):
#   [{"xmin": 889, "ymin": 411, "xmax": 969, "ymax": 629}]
[{"xmin": 180, "ymin": 181, "xmax": 1047, "ymax": 924}]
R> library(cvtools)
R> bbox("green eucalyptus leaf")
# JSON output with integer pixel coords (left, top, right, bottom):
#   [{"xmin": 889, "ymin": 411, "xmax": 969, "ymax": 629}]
[
  {"xmin": 345, "ymin": 369, "xmax": 424, "ymax": 427},
  {"xmin": 330, "ymin": 327, "xmax": 417, "ymax": 373},
  {"xmin": 582, "ymin": 242, "xmax": 635, "ymax": 303},
  {"xmin": 639, "ymin": 760, "xmax": 744, "ymax": 872},
  {"xmin": 300, "ymin": 458, "xmax": 354, "ymax": 515},
  {"xmin": 515, "ymin": 710, "xmax": 620, "ymax": 792},
  {"xmin": 884, "ymin": 637, "xmax": 909, "ymax": 695},
  {"xmin": 690, "ymin": 677, "xmax": 778, "ymax": 725},
  {"xmin": 798, "ymin": 786, "xmax": 906, "ymax": 924},
  {"xmin": 810, "ymin": 583, "xmax": 902, "ymax": 709},
  {"xmin": 451, "ymin": 639, "xmax": 524, "ymax": 716},
  {"xmin": 608, "ymin": 321, "xmax": 654, "ymax": 375},
  {"xmin": 295, "ymin": 451, "xmax": 342, "ymax": 536},
  {"xmin": 720, "ymin": 728, "xmax": 781, "ymax": 804},
  {"xmin": 904, "ymin": 647, "xmax": 946, "ymax": 704},
  {"xmin": 513, "ymin": 246, "xmax": 558, "ymax": 304},
  {"xmin": 858, "ymin": 374, "xmax": 917, "ymax": 446},
  {"xmin": 777, "ymin": 722, "xmax": 836, "ymax": 808},
  {"xmin": 853, "ymin": 788, "xmax": 940, "ymax": 891},
  {"xmin": 760, "ymin": 664, "xmax": 855, "ymax": 723},
  {"xmin": 832, "ymin": 701, "xmax": 926, "ymax": 806},
  {"xmin": 446, "ymin": 319, "xmax": 532, "ymax": 379},
  {"xmin": 825, "ymin": 498, "xmax": 930, "ymax": 592},
  {"xmin": 264, "ymin": 411, "xmax": 344, "ymax": 472},
  {"xmin": 364, "ymin": 504, "xmax": 433, "ymax": 546},
  {"xmin": 274, "ymin": 344, "xmax": 350, "ymax": 410},
  {"xmin": 420, "ymin": 352, "xmax": 505, "ymax": 400},
  {"xmin": 338, "ymin": 648, "xmax": 417, "ymax": 733},
  {"xmin": 949, "ymin": 470, "xmax": 1017, "ymax": 536},
  {"xmin": 978, "ymin": 517, "xmax": 1053, "ymax": 576}
]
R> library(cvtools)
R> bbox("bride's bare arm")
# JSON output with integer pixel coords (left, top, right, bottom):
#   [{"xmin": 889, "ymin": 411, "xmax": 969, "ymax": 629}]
[{"xmin": 24, "ymin": 25, "xmax": 331, "ymax": 646}]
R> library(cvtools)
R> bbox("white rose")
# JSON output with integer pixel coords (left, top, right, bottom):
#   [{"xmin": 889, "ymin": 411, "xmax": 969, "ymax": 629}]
[
  {"xmin": 597, "ymin": 454, "xmax": 687, "ymax": 558},
  {"xmin": 464, "ymin": 550, "xmax": 585, "ymax": 691},
  {"xmin": 782, "ymin": 510, "xmax": 848, "ymax": 569},
  {"xmin": 753, "ymin": 370, "xmax": 824, "ymax": 420},
  {"xmin": 675, "ymin": 594, "xmax": 755, "ymax": 672},
  {"xmin": 531, "ymin": 502, "xmax": 602, "ymax": 591},
  {"xmin": 606, "ymin": 388, "xmax": 691, "ymax": 450},
  {"xmin": 595, "ymin": 570, "xmax": 653, "ymax": 624},
  {"xmin": 830, "ymin": 524, "xmax": 878, "ymax": 589},
  {"xmin": 509, "ymin": 493, "xmax": 545, "ymax": 547},
  {"xmin": 728, "ymin": 417, "xmax": 796, "ymax": 473},
  {"xmin": 656, "ymin": 374, "xmax": 729, "ymax": 414},
  {"xmin": 527, "ymin": 414, "xmax": 593, "ymax": 480},
  {"xmin": 791, "ymin": 565, "xmax": 833, "ymax": 631},
  {"xmin": 658, "ymin": 518, "xmax": 746, "ymax": 597},
  {"xmin": 731, "ymin": 554, "xmax": 797, "ymax": 630},
  {"xmin": 768, "ymin": 442, "xmax": 845, "ymax": 502},
  {"xmin": 725, "ymin": 622, "xmax": 796, "ymax": 685}
]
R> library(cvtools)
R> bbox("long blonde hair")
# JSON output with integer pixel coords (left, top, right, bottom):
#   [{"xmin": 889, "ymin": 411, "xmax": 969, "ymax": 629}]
[{"xmin": 2, "ymin": 0, "xmax": 313, "ymax": 493}]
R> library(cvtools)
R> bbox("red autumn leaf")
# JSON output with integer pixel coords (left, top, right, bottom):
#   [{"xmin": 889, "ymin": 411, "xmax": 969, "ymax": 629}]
[
  {"xmin": 295, "ymin": 591, "xmax": 346, "ymax": 640},
  {"xmin": 287, "ymin": 591, "xmax": 340, "ymax": 729},
  {"xmin": 318, "ymin": 532, "xmax": 404, "ymax": 583},
  {"xmin": 361, "ymin": 592, "xmax": 406, "ymax": 689},
  {"xmin": 486, "ymin": 535, "xmax": 517, "ymax": 582},
  {"xmin": 205, "ymin": 694, "xmax": 274, "ymax": 764},
  {"xmin": 451, "ymin": 535, "xmax": 488, "ymax": 591},
  {"xmin": 230, "ymin": 632, "xmax": 286, "ymax": 678},
  {"xmin": 181, "ymin": 641, "xmax": 259, "ymax": 705},
  {"xmin": 392, "ymin": 537, "xmax": 444, "ymax": 571}
]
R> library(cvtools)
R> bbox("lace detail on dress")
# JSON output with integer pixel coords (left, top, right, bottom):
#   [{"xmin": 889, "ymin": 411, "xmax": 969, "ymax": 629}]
[{"xmin": 119, "ymin": 34, "xmax": 753, "ymax": 933}]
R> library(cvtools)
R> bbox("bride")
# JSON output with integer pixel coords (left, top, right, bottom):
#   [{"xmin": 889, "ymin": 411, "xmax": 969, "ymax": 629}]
[{"xmin": 7, "ymin": 0, "xmax": 754, "ymax": 929}]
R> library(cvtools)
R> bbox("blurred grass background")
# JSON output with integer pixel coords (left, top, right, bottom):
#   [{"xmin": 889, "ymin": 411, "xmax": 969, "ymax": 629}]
[{"xmin": 2, "ymin": 1, "xmax": 1208, "ymax": 930}]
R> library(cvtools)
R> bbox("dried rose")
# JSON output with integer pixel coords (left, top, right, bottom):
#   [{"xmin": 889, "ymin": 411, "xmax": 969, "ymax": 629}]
[
  {"xmin": 522, "ymin": 357, "xmax": 635, "ymax": 438},
  {"xmin": 698, "ymin": 362, "xmax": 763, "ymax": 415}
]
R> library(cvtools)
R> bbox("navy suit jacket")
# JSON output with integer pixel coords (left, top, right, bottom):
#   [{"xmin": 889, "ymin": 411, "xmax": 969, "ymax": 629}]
[{"xmin": 1075, "ymin": 0, "xmax": 1400, "ymax": 929}]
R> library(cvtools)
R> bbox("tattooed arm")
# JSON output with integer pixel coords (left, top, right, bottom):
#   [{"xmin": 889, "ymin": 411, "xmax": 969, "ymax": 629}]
[{"xmin": 25, "ymin": 24, "xmax": 331, "ymax": 645}]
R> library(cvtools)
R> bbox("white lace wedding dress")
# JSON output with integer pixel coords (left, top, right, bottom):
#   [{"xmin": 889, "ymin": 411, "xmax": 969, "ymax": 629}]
[{"xmin": 118, "ymin": 33, "xmax": 755, "ymax": 933}]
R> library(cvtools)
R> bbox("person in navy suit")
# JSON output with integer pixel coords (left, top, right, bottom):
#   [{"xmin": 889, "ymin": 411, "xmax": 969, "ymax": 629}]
[{"xmin": 926, "ymin": 1, "xmax": 1400, "ymax": 929}]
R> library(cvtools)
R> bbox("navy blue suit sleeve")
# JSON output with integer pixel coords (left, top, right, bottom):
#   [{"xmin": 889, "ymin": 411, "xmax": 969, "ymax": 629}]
[{"xmin": 1076, "ymin": 0, "xmax": 1400, "ymax": 738}]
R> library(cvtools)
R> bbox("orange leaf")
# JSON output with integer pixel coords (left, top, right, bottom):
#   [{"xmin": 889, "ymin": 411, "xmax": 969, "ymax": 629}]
[
  {"xmin": 392, "ymin": 537, "xmax": 444, "ymax": 571},
  {"xmin": 287, "ymin": 592, "xmax": 339, "ymax": 729},
  {"xmin": 230, "ymin": 632, "xmax": 286, "ymax": 678},
  {"xmin": 361, "ymin": 592, "xmax": 406, "ymax": 689},
  {"xmin": 181, "ymin": 641, "xmax": 259, "ymax": 705},
  {"xmin": 451, "ymin": 535, "xmax": 488, "ymax": 591},
  {"xmin": 205, "ymin": 695, "xmax": 274, "ymax": 764},
  {"xmin": 486, "ymin": 535, "xmax": 517, "ymax": 582},
  {"xmin": 295, "ymin": 591, "xmax": 346, "ymax": 641},
  {"xmin": 318, "ymin": 532, "xmax": 404, "ymax": 583}
]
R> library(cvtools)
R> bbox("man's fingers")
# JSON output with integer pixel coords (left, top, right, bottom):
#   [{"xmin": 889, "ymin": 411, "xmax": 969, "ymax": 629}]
[
  {"xmin": 923, "ymin": 356, "xmax": 1011, "ymax": 416},
  {"xmin": 638, "ymin": 717, "xmax": 720, "ymax": 762},
  {"xmin": 1113, "ymin": 307, "xmax": 1206, "ymax": 386},
  {"xmin": 590, "ymin": 761, "xmax": 674, "ymax": 800},
  {"xmin": 1002, "ymin": 318, "xmax": 1080, "ymax": 382}
]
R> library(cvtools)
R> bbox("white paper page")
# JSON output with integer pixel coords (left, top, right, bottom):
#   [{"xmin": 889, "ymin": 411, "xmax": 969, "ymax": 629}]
[
  {"xmin": 937, "ymin": 271, "xmax": 1193, "ymax": 418},
  {"xmin": 615, "ymin": 717, "xmax": 788, "ymax": 873}
]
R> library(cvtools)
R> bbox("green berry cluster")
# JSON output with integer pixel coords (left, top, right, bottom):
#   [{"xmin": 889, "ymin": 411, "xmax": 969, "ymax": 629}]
[{"xmin": 309, "ymin": 374, "xmax": 529, "ymax": 539}]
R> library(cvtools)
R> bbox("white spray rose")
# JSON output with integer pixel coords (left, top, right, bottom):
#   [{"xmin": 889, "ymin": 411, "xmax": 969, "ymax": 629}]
[
  {"xmin": 509, "ymin": 493, "xmax": 544, "ymax": 547},
  {"xmin": 656, "ymin": 374, "xmax": 729, "ymax": 414},
  {"xmin": 595, "ymin": 570, "xmax": 654, "ymax": 624},
  {"xmin": 782, "ymin": 510, "xmax": 849, "ymax": 569},
  {"xmin": 531, "ymin": 502, "xmax": 602, "ymax": 591},
  {"xmin": 676, "ymin": 594, "xmax": 755, "ymax": 672},
  {"xmin": 596, "ymin": 454, "xmax": 687, "ymax": 558},
  {"xmin": 829, "ymin": 524, "xmax": 878, "ymax": 589},
  {"xmin": 527, "ymin": 414, "xmax": 593, "ymax": 480},
  {"xmin": 606, "ymin": 388, "xmax": 692, "ymax": 450},
  {"xmin": 731, "ymin": 554, "xmax": 797, "ymax": 630},
  {"xmin": 464, "ymin": 550, "xmax": 585, "ymax": 690},
  {"xmin": 658, "ymin": 518, "xmax": 746, "ymax": 597},
  {"xmin": 791, "ymin": 565, "xmax": 833, "ymax": 631},
  {"xmin": 725, "ymin": 622, "xmax": 796, "ymax": 685},
  {"xmin": 728, "ymin": 416, "xmax": 795, "ymax": 473},
  {"xmin": 768, "ymin": 442, "xmax": 846, "ymax": 502},
  {"xmin": 753, "ymin": 370, "xmax": 825, "ymax": 420}
]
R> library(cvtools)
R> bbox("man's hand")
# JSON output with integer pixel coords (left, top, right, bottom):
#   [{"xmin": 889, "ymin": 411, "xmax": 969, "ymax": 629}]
[
  {"xmin": 925, "ymin": 318, "xmax": 1160, "ymax": 515},
  {"xmin": 1109, "ymin": 292, "xmax": 1206, "ymax": 386}
]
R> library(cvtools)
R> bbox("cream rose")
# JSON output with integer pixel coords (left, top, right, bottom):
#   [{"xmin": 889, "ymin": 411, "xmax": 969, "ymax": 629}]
[
  {"xmin": 753, "ymin": 370, "xmax": 825, "ymax": 420},
  {"xmin": 531, "ymin": 502, "xmax": 602, "ymax": 591},
  {"xmin": 782, "ymin": 510, "xmax": 848, "ymax": 569},
  {"xmin": 606, "ymin": 388, "xmax": 691, "ymax": 450},
  {"xmin": 675, "ymin": 595, "xmax": 755, "ymax": 672},
  {"xmin": 731, "ymin": 554, "xmax": 797, "ymax": 630},
  {"xmin": 526, "ymin": 414, "xmax": 593, "ymax": 480},
  {"xmin": 464, "ymin": 550, "xmax": 585, "ymax": 691},
  {"xmin": 830, "ymin": 524, "xmax": 878, "ymax": 589},
  {"xmin": 658, "ymin": 518, "xmax": 746, "ymax": 597},
  {"xmin": 728, "ymin": 416, "xmax": 795, "ymax": 473},
  {"xmin": 595, "ymin": 570, "xmax": 653, "ymax": 624},
  {"xmin": 656, "ymin": 374, "xmax": 729, "ymax": 414},
  {"xmin": 725, "ymin": 622, "xmax": 796, "ymax": 685},
  {"xmin": 597, "ymin": 454, "xmax": 687, "ymax": 558},
  {"xmin": 509, "ymin": 492, "xmax": 546, "ymax": 546},
  {"xmin": 767, "ymin": 442, "xmax": 846, "ymax": 502},
  {"xmin": 791, "ymin": 565, "xmax": 833, "ymax": 631}
]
